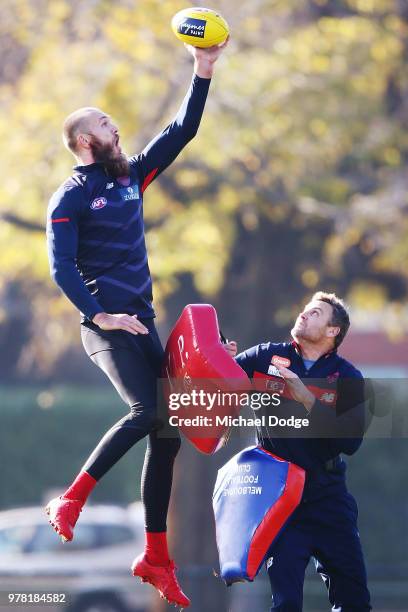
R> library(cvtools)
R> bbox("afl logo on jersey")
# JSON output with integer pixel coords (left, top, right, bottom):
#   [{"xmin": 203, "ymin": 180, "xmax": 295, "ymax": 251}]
[{"xmin": 90, "ymin": 197, "xmax": 107, "ymax": 210}]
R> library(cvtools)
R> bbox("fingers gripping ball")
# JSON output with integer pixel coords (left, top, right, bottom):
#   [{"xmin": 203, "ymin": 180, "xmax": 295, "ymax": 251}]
[{"xmin": 171, "ymin": 7, "xmax": 229, "ymax": 48}]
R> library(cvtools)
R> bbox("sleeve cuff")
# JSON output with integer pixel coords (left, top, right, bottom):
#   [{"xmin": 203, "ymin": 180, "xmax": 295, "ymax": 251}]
[{"xmin": 193, "ymin": 72, "xmax": 212, "ymax": 83}]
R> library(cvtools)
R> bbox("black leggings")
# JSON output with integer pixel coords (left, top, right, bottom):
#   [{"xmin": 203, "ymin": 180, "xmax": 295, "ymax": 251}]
[{"xmin": 80, "ymin": 319, "xmax": 181, "ymax": 532}]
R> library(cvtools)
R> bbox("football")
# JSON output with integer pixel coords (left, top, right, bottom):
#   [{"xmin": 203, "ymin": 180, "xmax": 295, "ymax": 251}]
[{"xmin": 171, "ymin": 7, "xmax": 229, "ymax": 48}]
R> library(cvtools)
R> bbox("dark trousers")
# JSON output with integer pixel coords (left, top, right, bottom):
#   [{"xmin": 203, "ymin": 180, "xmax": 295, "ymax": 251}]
[
  {"xmin": 265, "ymin": 492, "xmax": 371, "ymax": 612},
  {"xmin": 80, "ymin": 319, "xmax": 180, "ymax": 532}
]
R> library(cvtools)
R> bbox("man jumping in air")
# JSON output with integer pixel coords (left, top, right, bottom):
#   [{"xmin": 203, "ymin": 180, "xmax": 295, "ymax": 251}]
[
  {"xmin": 46, "ymin": 41, "xmax": 227, "ymax": 608},
  {"xmin": 227, "ymin": 292, "xmax": 371, "ymax": 611}
]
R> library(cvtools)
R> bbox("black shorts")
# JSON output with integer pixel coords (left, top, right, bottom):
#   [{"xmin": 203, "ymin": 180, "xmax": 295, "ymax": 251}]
[{"xmin": 81, "ymin": 317, "xmax": 167, "ymax": 423}]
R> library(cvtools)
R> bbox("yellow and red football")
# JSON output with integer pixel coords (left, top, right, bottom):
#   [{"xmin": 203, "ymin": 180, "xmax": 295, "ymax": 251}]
[{"xmin": 171, "ymin": 7, "xmax": 229, "ymax": 48}]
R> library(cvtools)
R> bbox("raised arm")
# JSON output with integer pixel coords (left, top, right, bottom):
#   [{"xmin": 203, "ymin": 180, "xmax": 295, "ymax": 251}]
[{"xmin": 130, "ymin": 41, "xmax": 228, "ymax": 192}]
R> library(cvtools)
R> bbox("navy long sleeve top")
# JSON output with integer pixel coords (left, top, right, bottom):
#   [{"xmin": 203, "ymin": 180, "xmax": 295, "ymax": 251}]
[
  {"xmin": 236, "ymin": 341, "xmax": 368, "ymax": 500},
  {"xmin": 47, "ymin": 74, "xmax": 211, "ymax": 320}
]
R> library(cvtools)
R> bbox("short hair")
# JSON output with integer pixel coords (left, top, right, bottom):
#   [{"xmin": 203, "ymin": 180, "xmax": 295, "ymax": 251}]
[
  {"xmin": 312, "ymin": 291, "xmax": 350, "ymax": 349},
  {"xmin": 62, "ymin": 107, "xmax": 100, "ymax": 154}
]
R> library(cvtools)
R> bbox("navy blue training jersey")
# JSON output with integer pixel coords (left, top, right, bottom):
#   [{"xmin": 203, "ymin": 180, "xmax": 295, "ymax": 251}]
[
  {"xmin": 236, "ymin": 341, "xmax": 367, "ymax": 500},
  {"xmin": 47, "ymin": 74, "xmax": 211, "ymax": 321}
]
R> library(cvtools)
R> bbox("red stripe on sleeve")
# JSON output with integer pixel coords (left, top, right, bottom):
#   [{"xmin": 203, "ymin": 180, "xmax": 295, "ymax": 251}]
[
  {"xmin": 141, "ymin": 168, "xmax": 159, "ymax": 193},
  {"xmin": 52, "ymin": 217, "xmax": 70, "ymax": 223}
]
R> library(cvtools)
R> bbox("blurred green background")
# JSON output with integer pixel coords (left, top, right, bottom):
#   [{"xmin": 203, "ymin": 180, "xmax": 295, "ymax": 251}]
[{"xmin": 1, "ymin": 0, "xmax": 407, "ymax": 610}]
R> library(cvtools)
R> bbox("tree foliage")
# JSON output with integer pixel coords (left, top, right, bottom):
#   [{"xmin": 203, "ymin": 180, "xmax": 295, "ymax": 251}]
[{"xmin": 0, "ymin": 0, "xmax": 407, "ymax": 374}]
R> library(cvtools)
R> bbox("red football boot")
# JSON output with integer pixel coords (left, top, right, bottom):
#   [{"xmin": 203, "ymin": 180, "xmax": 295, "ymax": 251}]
[
  {"xmin": 45, "ymin": 496, "xmax": 83, "ymax": 542},
  {"xmin": 131, "ymin": 554, "xmax": 190, "ymax": 608}
]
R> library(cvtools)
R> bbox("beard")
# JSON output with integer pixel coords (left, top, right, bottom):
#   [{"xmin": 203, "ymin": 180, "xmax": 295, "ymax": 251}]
[{"xmin": 89, "ymin": 135, "xmax": 129, "ymax": 178}]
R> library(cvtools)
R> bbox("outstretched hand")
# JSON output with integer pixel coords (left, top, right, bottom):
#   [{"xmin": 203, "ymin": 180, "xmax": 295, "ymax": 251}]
[{"xmin": 185, "ymin": 37, "xmax": 229, "ymax": 78}]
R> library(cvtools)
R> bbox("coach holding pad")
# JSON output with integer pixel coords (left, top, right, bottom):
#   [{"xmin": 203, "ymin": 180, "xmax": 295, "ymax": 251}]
[
  {"xmin": 226, "ymin": 291, "xmax": 371, "ymax": 612},
  {"xmin": 46, "ymin": 40, "xmax": 227, "ymax": 608}
]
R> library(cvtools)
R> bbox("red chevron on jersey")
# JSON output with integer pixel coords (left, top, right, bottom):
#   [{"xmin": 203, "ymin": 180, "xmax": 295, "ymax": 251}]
[{"xmin": 141, "ymin": 167, "xmax": 159, "ymax": 193}]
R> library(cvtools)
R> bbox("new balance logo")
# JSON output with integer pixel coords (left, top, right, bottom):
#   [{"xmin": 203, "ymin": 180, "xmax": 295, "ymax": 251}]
[
  {"xmin": 266, "ymin": 556, "xmax": 274, "ymax": 569},
  {"xmin": 106, "ymin": 182, "xmax": 114, "ymax": 189}
]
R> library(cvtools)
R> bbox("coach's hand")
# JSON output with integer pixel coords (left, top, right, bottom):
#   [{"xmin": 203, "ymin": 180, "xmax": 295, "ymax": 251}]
[
  {"xmin": 224, "ymin": 340, "xmax": 237, "ymax": 358},
  {"xmin": 185, "ymin": 36, "xmax": 229, "ymax": 78},
  {"xmin": 276, "ymin": 365, "xmax": 315, "ymax": 412},
  {"xmin": 92, "ymin": 313, "xmax": 149, "ymax": 335}
]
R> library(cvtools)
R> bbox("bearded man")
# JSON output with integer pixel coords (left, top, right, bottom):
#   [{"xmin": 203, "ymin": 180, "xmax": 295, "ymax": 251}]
[{"xmin": 45, "ymin": 41, "xmax": 227, "ymax": 608}]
